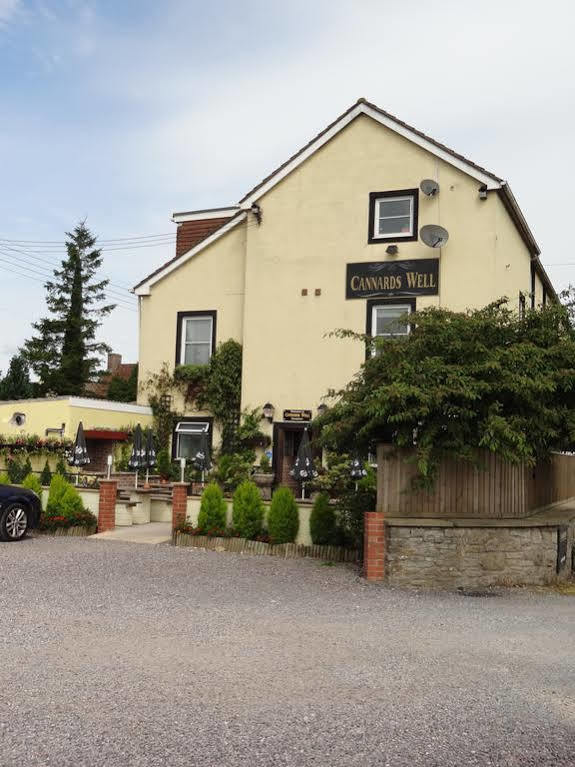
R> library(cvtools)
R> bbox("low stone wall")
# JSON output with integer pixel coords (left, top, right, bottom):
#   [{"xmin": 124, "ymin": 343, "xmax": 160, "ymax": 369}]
[
  {"xmin": 386, "ymin": 517, "xmax": 575, "ymax": 588},
  {"xmin": 174, "ymin": 531, "xmax": 356, "ymax": 562}
]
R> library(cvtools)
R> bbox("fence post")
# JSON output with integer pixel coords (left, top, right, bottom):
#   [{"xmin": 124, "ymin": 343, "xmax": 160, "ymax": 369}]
[
  {"xmin": 98, "ymin": 479, "xmax": 118, "ymax": 533},
  {"xmin": 172, "ymin": 482, "xmax": 190, "ymax": 531},
  {"xmin": 364, "ymin": 511, "xmax": 386, "ymax": 582}
]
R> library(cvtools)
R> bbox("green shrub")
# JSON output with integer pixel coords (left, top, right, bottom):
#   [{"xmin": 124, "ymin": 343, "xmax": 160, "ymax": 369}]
[
  {"xmin": 258, "ymin": 454, "xmax": 272, "ymax": 473},
  {"xmin": 7, "ymin": 457, "xmax": 24, "ymax": 484},
  {"xmin": 55, "ymin": 457, "xmax": 68, "ymax": 477},
  {"xmin": 22, "ymin": 457, "xmax": 32, "ymax": 478},
  {"xmin": 40, "ymin": 460, "xmax": 52, "ymax": 487},
  {"xmin": 22, "ymin": 473, "xmax": 42, "ymax": 499},
  {"xmin": 213, "ymin": 452, "xmax": 253, "ymax": 493},
  {"xmin": 232, "ymin": 480, "xmax": 264, "ymax": 539},
  {"xmin": 310, "ymin": 492, "xmax": 337, "ymax": 545},
  {"xmin": 268, "ymin": 487, "xmax": 299, "ymax": 544},
  {"xmin": 156, "ymin": 449, "xmax": 172, "ymax": 480},
  {"xmin": 198, "ymin": 483, "xmax": 227, "ymax": 530},
  {"xmin": 0, "ymin": 472, "xmax": 10, "ymax": 485},
  {"xmin": 46, "ymin": 475, "xmax": 84, "ymax": 518}
]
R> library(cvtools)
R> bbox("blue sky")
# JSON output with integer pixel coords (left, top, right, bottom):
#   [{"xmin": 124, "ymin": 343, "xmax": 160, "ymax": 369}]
[{"xmin": 0, "ymin": 0, "xmax": 574, "ymax": 374}]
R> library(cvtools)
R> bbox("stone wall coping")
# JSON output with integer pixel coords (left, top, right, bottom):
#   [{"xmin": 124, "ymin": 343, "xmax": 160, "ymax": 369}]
[{"xmin": 386, "ymin": 509, "xmax": 575, "ymax": 529}]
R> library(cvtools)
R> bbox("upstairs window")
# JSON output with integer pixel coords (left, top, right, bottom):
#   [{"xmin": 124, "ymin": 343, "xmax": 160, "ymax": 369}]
[
  {"xmin": 176, "ymin": 311, "xmax": 216, "ymax": 366},
  {"xmin": 368, "ymin": 190, "xmax": 418, "ymax": 244}
]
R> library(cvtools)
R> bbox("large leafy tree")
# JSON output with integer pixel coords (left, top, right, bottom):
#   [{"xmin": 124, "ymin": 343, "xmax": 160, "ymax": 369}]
[
  {"xmin": 317, "ymin": 300, "xmax": 575, "ymax": 485},
  {"xmin": 0, "ymin": 353, "xmax": 33, "ymax": 400},
  {"xmin": 24, "ymin": 222, "xmax": 115, "ymax": 394}
]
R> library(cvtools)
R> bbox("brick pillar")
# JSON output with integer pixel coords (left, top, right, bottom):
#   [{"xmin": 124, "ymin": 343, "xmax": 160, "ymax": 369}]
[
  {"xmin": 172, "ymin": 483, "xmax": 190, "ymax": 530},
  {"xmin": 98, "ymin": 479, "xmax": 118, "ymax": 533},
  {"xmin": 364, "ymin": 511, "xmax": 386, "ymax": 581}
]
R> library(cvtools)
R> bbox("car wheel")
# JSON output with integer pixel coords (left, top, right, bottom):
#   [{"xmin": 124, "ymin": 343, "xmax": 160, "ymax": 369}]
[{"xmin": 0, "ymin": 503, "xmax": 29, "ymax": 542}]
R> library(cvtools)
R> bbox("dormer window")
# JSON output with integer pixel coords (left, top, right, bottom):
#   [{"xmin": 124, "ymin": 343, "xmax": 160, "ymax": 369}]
[{"xmin": 368, "ymin": 189, "xmax": 418, "ymax": 244}]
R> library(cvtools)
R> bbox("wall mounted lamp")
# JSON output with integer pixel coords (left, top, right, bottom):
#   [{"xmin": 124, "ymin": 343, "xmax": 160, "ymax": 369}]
[{"xmin": 262, "ymin": 402, "xmax": 275, "ymax": 423}]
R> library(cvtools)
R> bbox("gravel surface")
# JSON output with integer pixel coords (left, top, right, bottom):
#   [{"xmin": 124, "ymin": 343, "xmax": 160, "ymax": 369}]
[{"xmin": 0, "ymin": 536, "xmax": 574, "ymax": 766}]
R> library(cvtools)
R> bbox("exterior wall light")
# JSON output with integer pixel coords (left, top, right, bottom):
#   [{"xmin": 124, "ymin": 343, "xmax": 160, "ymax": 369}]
[
  {"xmin": 385, "ymin": 245, "xmax": 398, "ymax": 256},
  {"xmin": 317, "ymin": 403, "xmax": 328, "ymax": 416},
  {"xmin": 262, "ymin": 403, "xmax": 275, "ymax": 423}
]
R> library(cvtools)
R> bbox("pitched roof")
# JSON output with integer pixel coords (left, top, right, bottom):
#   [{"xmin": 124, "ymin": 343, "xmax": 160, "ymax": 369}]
[{"xmin": 134, "ymin": 98, "xmax": 555, "ymax": 299}]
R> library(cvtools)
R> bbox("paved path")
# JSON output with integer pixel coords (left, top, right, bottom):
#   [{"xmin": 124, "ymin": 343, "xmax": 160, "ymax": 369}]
[
  {"xmin": 0, "ymin": 536, "xmax": 574, "ymax": 766},
  {"xmin": 90, "ymin": 522, "xmax": 172, "ymax": 545}
]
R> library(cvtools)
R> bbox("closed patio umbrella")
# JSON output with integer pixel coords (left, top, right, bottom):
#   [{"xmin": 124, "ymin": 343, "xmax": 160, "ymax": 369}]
[
  {"xmin": 68, "ymin": 421, "xmax": 90, "ymax": 485},
  {"xmin": 193, "ymin": 431, "xmax": 212, "ymax": 485},
  {"xmin": 350, "ymin": 453, "xmax": 367, "ymax": 490},
  {"xmin": 144, "ymin": 428, "xmax": 157, "ymax": 485},
  {"xmin": 290, "ymin": 428, "xmax": 317, "ymax": 499},
  {"xmin": 128, "ymin": 424, "xmax": 146, "ymax": 488}
]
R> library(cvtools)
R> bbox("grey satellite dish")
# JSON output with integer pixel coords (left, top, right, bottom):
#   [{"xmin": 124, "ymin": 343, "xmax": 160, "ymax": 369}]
[
  {"xmin": 420, "ymin": 224, "xmax": 449, "ymax": 248},
  {"xmin": 420, "ymin": 179, "xmax": 440, "ymax": 197}
]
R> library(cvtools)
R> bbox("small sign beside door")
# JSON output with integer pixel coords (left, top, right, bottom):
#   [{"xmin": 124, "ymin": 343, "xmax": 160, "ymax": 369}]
[{"xmin": 283, "ymin": 409, "xmax": 312, "ymax": 422}]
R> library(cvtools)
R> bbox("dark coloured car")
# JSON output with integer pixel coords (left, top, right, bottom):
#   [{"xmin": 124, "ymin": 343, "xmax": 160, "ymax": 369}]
[{"xmin": 0, "ymin": 483, "xmax": 42, "ymax": 541}]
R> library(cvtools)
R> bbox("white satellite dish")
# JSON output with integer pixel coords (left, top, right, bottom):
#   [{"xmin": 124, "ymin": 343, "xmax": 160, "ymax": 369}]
[
  {"xmin": 420, "ymin": 224, "xmax": 449, "ymax": 248},
  {"xmin": 420, "ymin": 179, "xmax": 440, "ymax": 197}
]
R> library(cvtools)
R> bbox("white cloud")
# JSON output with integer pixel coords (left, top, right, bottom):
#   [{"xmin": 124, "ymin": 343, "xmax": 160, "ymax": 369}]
[{"xmin": 0, "ymin": 0, "xmax": 19, "ymax": 23}]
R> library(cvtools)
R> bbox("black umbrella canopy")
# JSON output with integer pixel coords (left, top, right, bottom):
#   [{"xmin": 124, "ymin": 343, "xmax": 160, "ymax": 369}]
[
  {"xmin": 128, "ymin": 424, "xmax": 146, "ymax": 469},
  {"xmin": 290, "ymin": 428, "xmax": 317, "ymax": 482},
  {"xmin": 144, "ymin": 429, "xmax": 157, "ymax": 469},
  {"xmin": 68, "ymin": 422, "xmax": 90, "ymax": 467},
  {"xmin": 193, "ymin": 432, "xmax": 212, "ymax": 473},
  {"xmin": 350, "ymin": 454, "xmax": 368, "ymax": 480}
]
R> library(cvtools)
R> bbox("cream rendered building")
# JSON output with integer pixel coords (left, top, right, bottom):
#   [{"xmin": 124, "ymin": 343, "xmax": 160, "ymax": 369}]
[{"xmin": 135, "ymin": 98, "xmax": 556, "ymax": 486}]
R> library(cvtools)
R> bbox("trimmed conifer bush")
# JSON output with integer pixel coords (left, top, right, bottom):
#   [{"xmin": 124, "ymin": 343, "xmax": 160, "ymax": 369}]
[
  {"xmin": 55, "ymin": 457, "xmax": 68, "ymax": 477},
  {"xmin": 268, "ymin": 487, "xmax": 299, "ymax": 544},
  {"xmin": 232, "ymin": 480, "xmax": 264, "ymax": 539},
  {"xmin": 310, "ymin": 492, "xmax": 337, "ymax": 545},
  {"xmin": 197, "ymin": 483, "xmax": 227, "ymax": 531},
  {"xmin": 46, "ymin": 475, "xmax": 84, "ymax": 517},
  {"xmin": 22, "ymin": 473, "xmax": 42, "ymax": 499},
  {"xmin": 40, "ymin": 460, "xmax": 52, "ymax": 487}
]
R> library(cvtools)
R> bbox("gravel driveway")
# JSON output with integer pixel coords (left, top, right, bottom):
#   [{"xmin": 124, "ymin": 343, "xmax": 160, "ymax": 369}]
[{"xmin": 1, "ymin": 536, "xmax": 574, "ymax": 767}]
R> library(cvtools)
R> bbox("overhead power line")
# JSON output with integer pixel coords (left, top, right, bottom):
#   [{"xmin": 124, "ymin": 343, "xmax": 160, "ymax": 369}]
[
  {"xmin": 0, "ymin": 242, "xmax": 136, "ymax": 296},
  {"xmin": 0, "ymin": 263, "xmax": 138, "ymax": 313},
  {"xmin": 0, "ymin": 232, "xmax": 177, "ymax": 244},
  {"xmin": 0, "ymin": 250, "xmax": 138, "ymax": 311}
]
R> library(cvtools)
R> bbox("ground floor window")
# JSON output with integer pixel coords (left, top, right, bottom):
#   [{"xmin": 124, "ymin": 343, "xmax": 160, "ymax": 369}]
[
  {"xmin": 173, "ymin": 420, "xmax": 210, "ymax": 459},
  {"xmin": 366, "ymin": 298, "xmax": 415, "ymax": 354}
]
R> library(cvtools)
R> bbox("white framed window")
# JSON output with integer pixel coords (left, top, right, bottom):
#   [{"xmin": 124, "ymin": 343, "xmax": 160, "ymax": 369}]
[
  {"xmin": 371, "ymin": 303, "xmax": 412, "ymax": 338},
  {"xmin": 180, "ymin": 315, "xmax": 213, "ymax": 365},
  {"xmin": 369, "ymin": 190, "xmax": 418, "ymax": 243},
  {"xmin": 175, "ymin": 421, "xmax": 210, "ymax": 459},
  {"xmin": 374, "ymin": 196, "xmax": 414, "ymax": 238}
]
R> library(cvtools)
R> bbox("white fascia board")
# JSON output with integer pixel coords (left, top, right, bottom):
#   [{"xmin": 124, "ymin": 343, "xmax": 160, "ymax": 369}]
[
  {"xmin": 134, "ymin": 212, "xmax": 247, "ymax": 296},
  {"xmin": 172, "ymin": 207, "xmax": 239, "ymax": 223},
  {"xmin": 68, "ymin": 397, "xmax": 153, "ymax": 415},
  {"xmin": 241, "ymin": 103, "xmax": 501, "ymax": 207}
]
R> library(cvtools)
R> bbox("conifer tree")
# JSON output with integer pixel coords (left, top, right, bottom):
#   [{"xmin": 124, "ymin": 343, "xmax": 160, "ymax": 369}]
[
  {"xmin": 0, "ymin": 353, "xmax": 33, "ymax": 400},
  {"xmin": 24, "ymin": 222, "xmax": 115, "ymax": 394}
]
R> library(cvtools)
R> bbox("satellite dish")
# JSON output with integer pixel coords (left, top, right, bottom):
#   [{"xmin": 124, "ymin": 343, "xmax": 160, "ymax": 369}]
[
  {"xmin": 420, "ymin": 224, "xmax": 449, "ymax": 248},
  {"xmin": 420, "ymin": 179, "xmax": 440, "ymax": 197}
]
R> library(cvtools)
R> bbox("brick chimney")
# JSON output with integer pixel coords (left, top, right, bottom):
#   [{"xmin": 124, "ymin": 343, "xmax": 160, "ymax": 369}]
[{"xmin": 107, "ymin": 353, "xmax": 122, "ymax": 374}]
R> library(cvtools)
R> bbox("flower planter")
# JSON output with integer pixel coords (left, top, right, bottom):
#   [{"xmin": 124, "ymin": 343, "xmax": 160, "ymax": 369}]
[
  {"xmin": 131, "ymin": 503, "xmax": 150, "ymax": 525},
  {"xmin": 252, "ymin": 472, "xmax": 275, "ymax": 500},
  {"xmin": 115, "ymin": 505, "xmax": 133, "ymax": 526},
  {"xmin": 173, "ymin": 531, "xmax": 356, "ymax": 562}
]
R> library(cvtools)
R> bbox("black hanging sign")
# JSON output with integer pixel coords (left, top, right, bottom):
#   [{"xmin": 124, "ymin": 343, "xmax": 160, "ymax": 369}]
[
  {"xmin": 283, "ymin": 409, "xmax": 312, "ymax": 422},
  {"xmin": 346, "ymin": 259, "xmax": 439, "ymax": 299}
]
